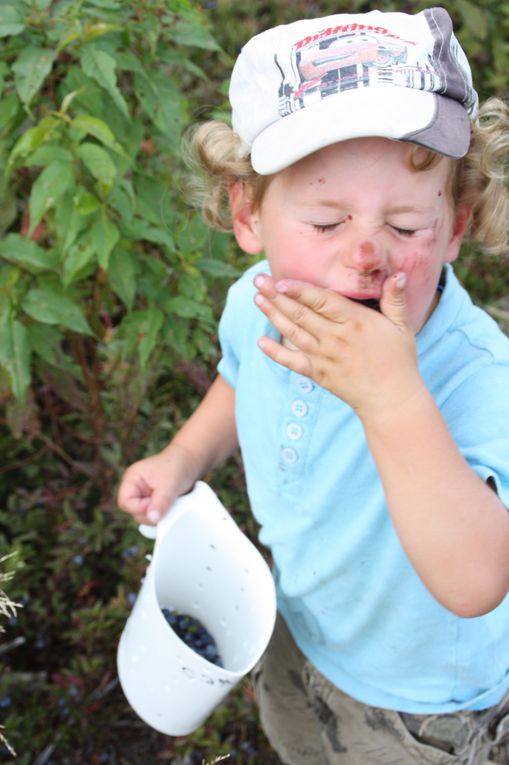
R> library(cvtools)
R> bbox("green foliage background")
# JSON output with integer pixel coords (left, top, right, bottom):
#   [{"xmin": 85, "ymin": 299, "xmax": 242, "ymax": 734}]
[{"xmin": 0, "ymin": 1, "xmax": 507, "ymax": 763}]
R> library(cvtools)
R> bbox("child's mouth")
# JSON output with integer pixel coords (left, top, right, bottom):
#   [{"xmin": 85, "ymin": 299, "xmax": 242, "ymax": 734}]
[{"xmin": 350, "ymin": 297, "xmax": 381, "ymax": 312}]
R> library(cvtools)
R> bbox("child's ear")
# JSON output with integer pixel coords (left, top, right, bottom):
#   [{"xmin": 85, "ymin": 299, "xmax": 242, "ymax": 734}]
[
  {"xmin": 446, "ymin": 202, "xmax": 472, "ymax": 264},
  {"xmin": 228, "ymin": 181, "xmax": 263, "ymax": 254}
]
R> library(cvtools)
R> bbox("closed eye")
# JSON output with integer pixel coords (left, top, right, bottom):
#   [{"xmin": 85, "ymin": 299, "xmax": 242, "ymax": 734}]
[
  {"xmin": 312, "ymin": 221, "xmax": 344, "ymax": 233},
  {"xmin": 390, "ymin": 225, "xmax": 418, "ymax": 237}
]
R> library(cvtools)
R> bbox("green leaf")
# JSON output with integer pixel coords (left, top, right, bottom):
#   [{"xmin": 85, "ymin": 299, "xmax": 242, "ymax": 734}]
[
  {"xmin": 12, "ymin": 46, "xmax": 55, "ymax": 106},
  {"xmin": 0, "ymin": 5, "xmax": 25, "ymax": 38},
  {"xmin": 7, "ymin": 116, "xmax": 60, "ymax": 175},
  {"xmin": 134, "ymin": 175, "xmax": 172, "ymax": 226},
  {"xmin": 124, "ymin": 219, "xmax": 174, "ymax": 250},
  {"xmin": 26, "ymin": 323, "xmax": 62, "ymax": 365},
  {"xmin": 134, "ymin": 72, "xmax": 185, "ymax": 142},
  {"xmin": 108, "ymin": 248, "xmax": 137, "ymax": 309},
  {"xmin": 85, "ymin": 0, "xmax": 124, "ymax": 9},
  {"xmin": 0, "ymin": 189, "xmax": 17, "ymax": 236},
  {"xmin": 179, "ymin": 267, "xmax": 205, "ymax": 300},
  {"xmin": 172, "ymin": 18, "xmax": 221, "ymax": 51},
  {"xmin": 62, "ymin": 242, "xmax": 96, "ymax": 287},
  {"xmin": 0, "ymin": 264, "xmax": 23, "ymax": 294},
  {"xmin": 0, "ymin": 93, "xmax": 19, "ymax": 130},
  {"xmin": 70, "ymin": 115, "xmax": 128, "ymax": 158},
  {"xmin": 82, "ymin": 22, "xmax": 123, "ymax": 44},
  {"xmin": 56, "ymin": 20, "xmax": 82, "ymax": 53},
  {"xmin": 0, "ymin": 234, "xmax": 58, "ymax": 273},
  {"xmin": 73, "ymin": 188, "xmax": 100, "ymax": 216},
  {"xmin": 60, "ymin": 88, "xmax": 82, "ymax": 113},
  {"xmin": 21, "ymin": 288, "xmax": 93, "ymax": 335},
  {"xmin": 198, "ymin": 258, "xmax": 240, "ymax": 279},
  {"xmin": 90, "ymin": 211, "xmax": 119, "ymax": 269},
  {"xmin": 114, "ymin": 50, "xmax": 146, "ymax": 76},
  {"xmin": 108, "ymin": 178, "xmax": 135, "ymax": 222},
  {"xmin": 29, "ymin": 160, "xmax": 74, "ymax": 234},
  {"xmin": 80, "ymin": 46, "xmax": 130, "ymax": 120},
  {"xmin": 55, "ymin": 194, "xmax": 88, "ymax": 253},
  {"xmin": 166, "ymin": 295, "xmax": 214, "ymax": 322},
  {"xmin": 61, "ymin": 66, "xmax": 105, "ymax": 117},
  {"xmin": 77, "ymin": 142, "xmax": 117, "ymax": 186},
  {"xmin": 0, "ymin": 314, "xmax": 31, "ymax": 401},
  {"xmin": 166, "ymin": 315, "xmax": 189, "ymax": 359},
  {"xmin": 137, "ymin": 307, "xmax": 164, "ymax": 369},
  {"xmin": 27, "ymin": 145, "xmax": 73, "ymax": 166},
  {"xmin": 160, "ymin": 51, "xmax": 208, "ymax": 82},
  {"xmin": 456, "ymin": 0, "xmax": 488, "ymax": 40},
  {"xmin": 0, "ymin": 60, "xmax": 7, "ymax": 93}
]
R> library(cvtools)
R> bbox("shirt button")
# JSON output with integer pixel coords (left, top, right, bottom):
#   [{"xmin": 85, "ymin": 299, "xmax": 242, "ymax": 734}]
[
  {"xmin": 295, "ymin": 377, "xmax": 314, "ymax": 394},
  {"xmin": 291, "ymin": 399, "xmax": 308, "ymax": 417},
  {"xmin": 281, "ymin": 447, "xmax": 298, "ymax": 465},
  {"xmin": 286, "ymin": 422, "xmax": 303, "ymax": 441}
]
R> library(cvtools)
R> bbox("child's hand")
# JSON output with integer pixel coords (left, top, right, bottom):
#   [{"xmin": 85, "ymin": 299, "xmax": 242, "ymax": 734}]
[
  {"xmin": 117, "ymin": 444, "xmax": 196, "ymax": 526},
  {"xmin": 253, "ymin": 272, "xmax": 425, "ymax": 425},
  {"xmin": 117, "ymin": 375, "xmax": 238, "ymax": 526}
]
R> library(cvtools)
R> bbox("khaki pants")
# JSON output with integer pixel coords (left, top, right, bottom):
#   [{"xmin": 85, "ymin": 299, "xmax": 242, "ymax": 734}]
[{"xmin": 253, "ymin": 615, "xmax": 509, "ymax": 765}]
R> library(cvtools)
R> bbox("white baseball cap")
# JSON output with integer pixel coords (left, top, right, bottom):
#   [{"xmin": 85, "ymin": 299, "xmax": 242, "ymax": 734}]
[{"xmin": 230, "ymin": 7, "xmax": 478, "ymax": 175}]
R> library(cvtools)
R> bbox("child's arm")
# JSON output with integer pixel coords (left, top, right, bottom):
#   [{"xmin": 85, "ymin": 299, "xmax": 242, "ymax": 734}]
[
  {"xmin": 254, "ymin": 274, "xmax": 509, "ymax": 618},
  {"xmin": 117, "ymin": 375, "xmax": 237, "ymax": 525},
  {"xmin": 363, "ymin": 383, "xmax": 509, "ymax": 618}
]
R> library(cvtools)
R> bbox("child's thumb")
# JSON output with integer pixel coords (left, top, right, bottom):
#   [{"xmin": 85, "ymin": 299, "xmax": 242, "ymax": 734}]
[
  {"xmin": 380, "ymin": 272, "xmax": 409, "ymax": 329},
  {"xmin": 146, "ymin": 491, "xmax": 176, "ymax": 524}
]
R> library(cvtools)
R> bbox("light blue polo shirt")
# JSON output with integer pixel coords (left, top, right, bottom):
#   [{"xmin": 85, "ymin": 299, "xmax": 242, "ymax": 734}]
[{"xmin": 218, "ymin": 260, "xmax": 509, "ymax": 714}]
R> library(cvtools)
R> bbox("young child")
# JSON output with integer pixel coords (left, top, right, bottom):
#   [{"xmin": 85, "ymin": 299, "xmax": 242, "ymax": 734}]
[{"xmin": 117, "ymin": 9, "xmax": 509, "ymax": 764}]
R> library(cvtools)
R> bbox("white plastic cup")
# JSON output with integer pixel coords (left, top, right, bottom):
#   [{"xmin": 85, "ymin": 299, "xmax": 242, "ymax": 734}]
[{"xmin": 117, "ymin": 481, "xmax": 277, "ymax": 735}]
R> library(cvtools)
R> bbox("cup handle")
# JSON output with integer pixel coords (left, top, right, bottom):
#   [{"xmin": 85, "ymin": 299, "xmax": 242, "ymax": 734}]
[{"xmin": 138, "ymin": 523, "xmax": 158, "ymax": 540}]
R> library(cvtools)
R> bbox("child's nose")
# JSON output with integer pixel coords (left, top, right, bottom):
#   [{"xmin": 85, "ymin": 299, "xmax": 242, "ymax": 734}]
[{"xmin": 342, "ymin": 238, "xmax": 386, "ymax": 274}]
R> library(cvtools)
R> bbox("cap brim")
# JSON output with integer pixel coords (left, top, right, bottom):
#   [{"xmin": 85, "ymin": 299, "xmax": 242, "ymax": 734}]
[{"xmin": 250, "ymin": 85, "xmax": 471, "ymax": 174}]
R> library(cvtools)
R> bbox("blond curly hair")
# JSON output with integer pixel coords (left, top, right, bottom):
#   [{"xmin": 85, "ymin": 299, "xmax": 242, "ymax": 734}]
[{"xmin": 184, "ymin": 97, "xmax": 509, "ymax": 256}]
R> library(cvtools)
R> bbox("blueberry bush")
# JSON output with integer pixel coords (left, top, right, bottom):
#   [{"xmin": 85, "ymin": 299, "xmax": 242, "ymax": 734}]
[{"xmin": 0, "ymin": 0, "xmax": 507, "ymax": 764}]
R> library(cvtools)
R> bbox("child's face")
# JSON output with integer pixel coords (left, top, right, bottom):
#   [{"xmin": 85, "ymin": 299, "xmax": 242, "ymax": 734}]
[{"xmin": 233, "ymin": 137, "xmax": 468, "ymax": 332}]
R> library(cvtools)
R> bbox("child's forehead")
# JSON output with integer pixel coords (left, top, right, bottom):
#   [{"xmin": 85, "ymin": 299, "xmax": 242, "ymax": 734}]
[
  {"xmin": 271, "ymin": 138, "xmax": 453, "ymax": 203},
  {"xmin": 282, "ymin": 138, "xmax": 439, "ymax": 177},
  {"xmin": 291, "ymin": 136, "xmax": 405, "ymax": 164}
]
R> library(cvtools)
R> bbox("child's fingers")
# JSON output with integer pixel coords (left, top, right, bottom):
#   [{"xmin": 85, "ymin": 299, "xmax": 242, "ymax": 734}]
[
  {"xmin": 133, "ymin": 510, "xmax": 152, "ymax": 525},
  {"xmin": 122, "ymin": 495, "xmax": 152, "ymax": 519},
  {"xmin": 257, "ymin": 334, "xmax": 312, "ymax": 377},
  {"xmin": 146, "ymin": 488, "xmax": 178, "ymax": 523},
  {"xmin": 255, "ymin": 274, "xmax": 366, "ymax": 331},
  {"xmin": 117, "ymin": 471, "xmax": 153, "ymax": 514},
  {"xmin": 254, "ymin": 292, "xmax": 321, "ymax": 351},
  {"xmin": 254, "ymin": 273, "xmax": 324, "ymax": 331},
  {"xmin": 380, "ymin": 272, "xmax": 410, "ymax": 330},
  {"xmin": 272, "ymin": 279, "xmax": 350, "ymax": 323}
]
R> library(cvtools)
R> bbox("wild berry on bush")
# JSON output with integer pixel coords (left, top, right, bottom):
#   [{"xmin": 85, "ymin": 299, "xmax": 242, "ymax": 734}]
[{"xmin": 161, "ymin": 608, "xmax": 223, "ymax": 667}]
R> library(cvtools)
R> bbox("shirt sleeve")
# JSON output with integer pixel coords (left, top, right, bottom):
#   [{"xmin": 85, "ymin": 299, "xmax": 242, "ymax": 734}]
[
  {"xmin": 217, "ymin": 291, "xmax": 240, "ymax": 388},
  {"xmin": 217, "ymin": 260, "xmax": 270, "ymax": 389},
  {"xmin": 442, "ymin": 362, "xmax": 509, "ymax": 509}
]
